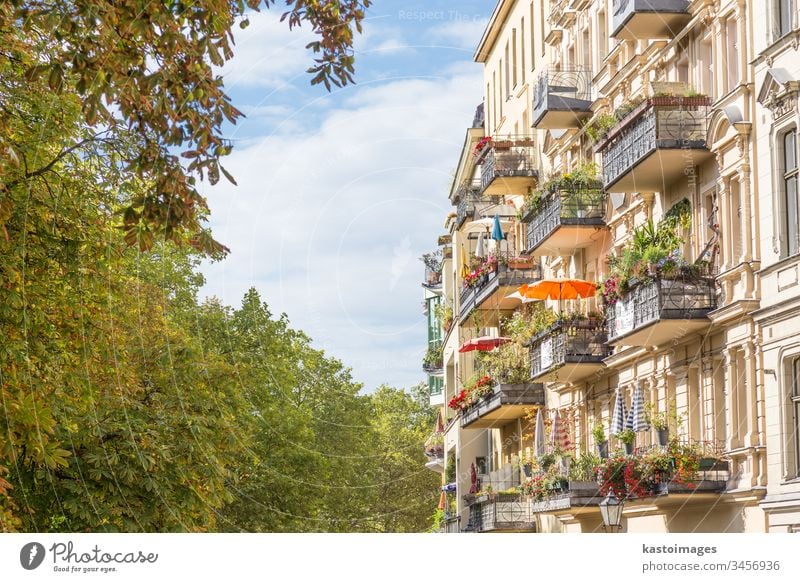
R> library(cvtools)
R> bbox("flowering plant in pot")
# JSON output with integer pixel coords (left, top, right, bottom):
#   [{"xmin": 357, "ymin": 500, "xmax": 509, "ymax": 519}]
[
  {"xmin": 472, "ymin": 136, "xmax": 493, "ymax": 158},
  {"xmin": 668, "ymin": 441, "xmax": 700, "ymax": 488},
  {"xmin": 641, "ymin": 448, "xmax": 673, "ymax": 495},
  {"xmin": 447, "ymin": 390, "xmax": 469, "ymax": 411},
  {"xmin": 595, "ymin": 454, "xmax": 649, "ymax": 500}
]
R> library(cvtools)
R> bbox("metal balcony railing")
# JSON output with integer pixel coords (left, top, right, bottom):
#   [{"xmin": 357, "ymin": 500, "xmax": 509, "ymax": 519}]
[
  {"xmin": 477, "ymin": 137, "xmax": 538, "ymax": 194},
  {"xmin": 599, "ymin": 97, "xmax": 710, "ymax": 189},
  {"xmin": 465, "ymin": 494, "xmax": 536, "ymax": 532},
  {"xmin": 532, "ymin": 67, "xmax": 593, "ymax": 128},
  {"xmin": 530, "ymin": 319, "xmax": 611, "ymax": 377},
  {"xmin": 454, "ymin": 180, "xmax": 488, "ymax": 229},
  {"xmin": 460, "ymin": 383, "xmax": 545, "ymax": 428},
  {"xmin": 458, "ymin": 260, "xmax": 542, "ymax": 319},
  {"xmin": 523, "ymin": 182, "xmax": 606, "ymax": 253},
  {"xmin": 606, "ymin": 274, "xmax": 716, "ymax": 342}
]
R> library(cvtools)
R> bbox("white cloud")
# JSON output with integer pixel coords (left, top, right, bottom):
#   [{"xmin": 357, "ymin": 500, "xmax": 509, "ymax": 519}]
[
  {"xmin": 429, "ymin": 18, "xmax": 489, "ymax": 50},
  {"xmin": 200, "ymin": 6, "xmax": 489, "ymax": 390},
  {"xmin": 200, "ymin": 68, "xmax": 483, "ymax": 390},
  {"xmin": 219, "ymin": 10, "xmax": 316, "ymax": 89}
]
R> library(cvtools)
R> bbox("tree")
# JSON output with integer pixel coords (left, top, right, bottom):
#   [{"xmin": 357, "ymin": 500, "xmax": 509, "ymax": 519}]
[
  {"xmin": 357, "ymin": 386, "xmax": 440, "ymax": 532},
  {"xmin": 0, "ymin": 0, "xmax": 371, "ymax": 252}
]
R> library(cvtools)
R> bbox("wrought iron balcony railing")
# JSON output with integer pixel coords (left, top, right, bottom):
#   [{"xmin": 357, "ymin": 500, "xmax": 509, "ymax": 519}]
[
  {"xmin": 606, "ymin": 273, "xmax": 716, "ymax": 344},
  {"xmin": 454, "ymin": 180, "xmax": 489, "ymax": 229},
  {"xmin": 611, "ymin": 0, "xmax": 691, "ymax": 40},
  {"xmin": 532, "ymin": 67, "xmax": 593, "ymax": 129},
  {"xmin": 459, "ymin": 261, "xmax": 542, "ymax": 320},
  {"xmin": 598, "ymin": 96, "xmax": 711, "ymax": 192},
  {"xmin": 464, "ymin": 494, "xmax": 536, "ymax": 532},
  {"xmin": 530, "ymin": 319, "xmax": 611, "ymax": 379},
  {"xmin": 460, "ymin": 382, "xmax": 545, "ymax": 428},
  {"xmin": 476, "ymin": 137, "xmax": 539, "ymax": 196},
  {"xmin": 522, "ymin": 181, "xmax": 606, "ymax": 254}
]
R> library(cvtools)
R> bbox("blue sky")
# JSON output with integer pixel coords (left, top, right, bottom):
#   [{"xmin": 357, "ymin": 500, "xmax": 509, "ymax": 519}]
[{"xmin": 199, "ymin": 1, "xmax": 493, "ymax": 391}]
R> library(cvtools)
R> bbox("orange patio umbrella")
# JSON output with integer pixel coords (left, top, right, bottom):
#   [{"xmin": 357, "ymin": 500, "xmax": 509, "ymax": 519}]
[{"xmin": 516, "ymin": 278, "xmax": 596, "ymax": 301}]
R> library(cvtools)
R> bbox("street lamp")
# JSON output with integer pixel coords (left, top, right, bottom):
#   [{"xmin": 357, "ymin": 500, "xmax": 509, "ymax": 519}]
[{"xmin": 599, "ymin": 491, "xmax": 623, "ymax": 532}]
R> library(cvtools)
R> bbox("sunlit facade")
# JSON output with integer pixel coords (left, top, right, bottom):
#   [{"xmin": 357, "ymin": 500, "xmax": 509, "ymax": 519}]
[{"xmin": 419, "ymin": 0, "xmax": 800, "ymax": 533}]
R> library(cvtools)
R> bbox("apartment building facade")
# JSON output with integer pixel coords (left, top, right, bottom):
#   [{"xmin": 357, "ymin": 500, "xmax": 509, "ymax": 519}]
[{"xmin": 422, "ymin": 0, "xmax": 800, "ymax": 534}]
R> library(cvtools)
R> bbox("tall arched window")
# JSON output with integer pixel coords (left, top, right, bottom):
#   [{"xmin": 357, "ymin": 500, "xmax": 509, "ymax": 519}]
[
  {"xmin": 783, "ymin": 130, "xmax": 799, "ymax": 256},
  {"xmin": 779, "ymin": 0, "xmax": 794, "ymax": 38}
]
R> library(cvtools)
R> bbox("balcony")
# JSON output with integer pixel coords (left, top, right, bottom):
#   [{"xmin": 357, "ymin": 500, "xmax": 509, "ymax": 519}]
[
  {"xmin": 530, "ymin": 480, "xmax": 604, "ymax": 514},
  {"xmin": 422, "ymin": 268, "xmax": 442, "ymax": 290},
  {"xmin": 460, "ymin": 382, "xmax": 545, "ymax": 429},
  {"xmin": 606, "ymin": 274, "xmax": 716, "ymax": 346},
  {"xmin": 529, "ymin": 319, "xmax": 611, "ymax": 383},
  {"xmin": 611, "ymin": 0, "xmax": 691, "ymax": 41},
  {"xmin": 441, "ymin": 514, "xmax": 461, "ymax": 533},
  {"xmin": 458, "ymin": 263, "xmax": 541, "ymax": 321},
  {"xmin": 464, "ymin": 494, "xmax": 536, "ymax": 532},
  {"xmin": 532, "ymin": 67, "xmax": 593, "ymax": 130},
  {"xmin": 598, "ymin": 96, "xmax": 712, "ymax": 193},
  {"xmin": 476, "ymin": 137, "xmax": 539, "ymax": 196},
  {"xmin": 454, "ymin": 180, "xmax": 491, "ymax": 230},
  {"xmin": 522, "ymin": 181, "xmax": 607, "ymax": 256}
]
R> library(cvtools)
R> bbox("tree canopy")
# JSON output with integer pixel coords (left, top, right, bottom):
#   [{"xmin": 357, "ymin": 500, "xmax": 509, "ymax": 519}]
[
  {"xmin": 1, "ymin": 0, "xmax": 371, "ymax": 253},
  {"xmin": 0, "ymin": 0, "xmax": 441, "ymax": 533}
]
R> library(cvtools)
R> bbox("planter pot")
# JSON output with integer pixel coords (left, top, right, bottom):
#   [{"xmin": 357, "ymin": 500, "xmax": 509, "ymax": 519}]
[
  {"xmin": 653, "ymin": 479, "xmax": 669, "ymax": 495},
  {"xmin": 656, "ymin": 428, "xmax": 669, "ymax": 446},
  {"xmin": 522, "ymin": 463, "xmax": 533, "ymax": 478},
  {"xmin": 597, "ymin": 441, "xmax": 609, "ymax": 459},
  {"xmin": 698, "ymin": 458, "xmax": 729, "ymax": 471},
  {"xmin": 624, "ymin": 442, "xmax": 634, "ymax": 455},
  {"xmin": 647, "ymin": 263, "xmax": 658, "ymax": 277},
  {"xmin": 508, "ymin": 259, "xmax": 534, "ymax": 270}
]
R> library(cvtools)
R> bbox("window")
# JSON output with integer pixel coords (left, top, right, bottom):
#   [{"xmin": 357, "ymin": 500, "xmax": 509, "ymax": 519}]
[
  {"xmin": 512, "ymin": 29, "xmax": 518, "ymax": 88},
  {"xmin": 779, "ymin": 0, "xmax": 794, "ymax": 38},
  {"xmin": 530, "ymin": 2, "xmax": 536, "ymax": 70},
  {"xmin": 792, "ymin": 358, "xmax": 800, "ymax": 475},
  {"xmin": 726, "ymin": 18, "xmax": 740, "ymax": 92},
  {"xmin": 492, "ymin": 72, "xmax": 497, "ymax": 130},
  {"xmin": 783, "ymin": 130, "xmax": 800, "ymax": 256},
  {"xmin": 521, "ymin": 18, "xmax": 526, "ymax": 83},
  {"xmin": 598, "ymin": 11, "xmax": 607, "ymax": 60},
  {"xmin": 505, "ymin": 44, "xmax": 511, "ymax": 97},
  {"xmin": 486, "ymin": 83, "xmax": 491, "ymax": 132},
  {"xmin": 700, "ymin": 38, "xmax": 714, "ymax": 98}
]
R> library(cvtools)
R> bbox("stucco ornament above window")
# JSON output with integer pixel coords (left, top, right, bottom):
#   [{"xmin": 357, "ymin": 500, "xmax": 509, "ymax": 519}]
[{"xmin": 757, "ymin": 68, "xmax": 800, "ymax": 121}]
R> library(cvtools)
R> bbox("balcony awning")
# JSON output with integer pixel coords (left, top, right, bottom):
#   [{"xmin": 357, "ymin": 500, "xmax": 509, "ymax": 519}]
[{"xmin": 458, "ymin": 336, "xmax": 510, "ymax": 353}]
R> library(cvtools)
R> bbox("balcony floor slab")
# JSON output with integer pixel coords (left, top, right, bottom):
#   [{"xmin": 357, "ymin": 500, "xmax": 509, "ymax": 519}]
[
  {"xmin": 607, "ymin": 317, "xmax": 711, "ymax": 347},
  {"xmin": 605, "ymin": 147, "xmax": 712, "ymax": 193}
]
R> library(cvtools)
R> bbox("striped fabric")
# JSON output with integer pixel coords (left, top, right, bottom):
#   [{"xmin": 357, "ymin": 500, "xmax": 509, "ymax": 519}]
[
  {"xmin": 611, "ymin": 387, "xmax": 627, "ymax": 435},
  {"xmin": 550, "ymin": 409, "xmax": 572, "ymax": 452},
  {"xmin": 626, "ymin": 384, "xmax": 649, "ymax": 432}
]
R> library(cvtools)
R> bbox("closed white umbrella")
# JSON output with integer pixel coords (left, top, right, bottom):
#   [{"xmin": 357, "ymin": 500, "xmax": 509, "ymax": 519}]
[
  {"xmin": 534, "ymin": 408, "xmax": 546, "ymax": 458},
  {"xmin": 475, "ymin": 231, "xmax": 486, "ymax": 258}
]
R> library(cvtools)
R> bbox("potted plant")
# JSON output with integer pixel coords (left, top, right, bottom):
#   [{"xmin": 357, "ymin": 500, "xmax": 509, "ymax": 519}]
[
  {"xmin": 616, "ymin": 428, "xmax": 636, "ymax": 455},
  {"xmin": 642, "ymin": 448, "xmax": 673, "ymax": 495},
  {"xmin": 592, "ymin": 424, "xmax": 609, "ymax": 458}
]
